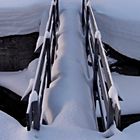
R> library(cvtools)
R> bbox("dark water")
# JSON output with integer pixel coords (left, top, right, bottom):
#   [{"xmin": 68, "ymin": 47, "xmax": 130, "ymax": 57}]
[
  {"xmin": 0, "ymin": 86, "xmax": 27, "ymax": 127},
  {"xmin": 104, "ymin": 43, "xmax": 140, "ymax": 76}
]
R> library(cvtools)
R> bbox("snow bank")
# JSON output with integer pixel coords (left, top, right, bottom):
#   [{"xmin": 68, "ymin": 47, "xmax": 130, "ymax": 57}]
[
  {"xmin": 93, "ymin": 0, "xmax": 140, "ymax": 60},
  {"xmin": 0, "ymin": 59, "xmax": 38, "ymax": 97},
  {"xmin": 108, "ymin": 122, "xmax": 140, "ymax": 140},
  {"xmin": 0, "ymin": 111, "xmax": 29, "ymax": 140},
  {"xmin": 0, "ymin": 0, "xmax": 52, "ymax": 36},
  {"xmin": 1, "ymin": 111, "xmax": 140, "ymax": 140},
  {"xmin": 112, "ymin": 72, "xmax": 140, "ymax": 115},
  {"xmin": 0, "ymin": 111, "xmax": 104, "ymax": 140}
]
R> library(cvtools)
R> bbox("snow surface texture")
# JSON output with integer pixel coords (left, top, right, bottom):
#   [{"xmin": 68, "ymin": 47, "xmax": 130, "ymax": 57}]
[
  {"xmin": 42, "ymin": 2, "xmax": 97, "ymax": 130},
  {"xmin": 1, "ymin": 0, "xmax": 140, "ymax": 140},
  {"xmin": 0, "ymin": 0, "xmax": 52, "ymax": 37},
  {"xmin": 93, "ymin": 0, "xmax": 140, "ymax": 60},
  {"xmin": 112, "ymin": 72, "xmax": 140, "ymax": 115},
  {"xmin": 0, "ymin": 59, "xmax": 38, "ymax": 97}
]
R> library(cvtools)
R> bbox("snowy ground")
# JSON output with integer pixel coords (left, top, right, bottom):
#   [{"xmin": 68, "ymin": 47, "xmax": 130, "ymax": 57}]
[
  {"xmin": 112, "ymin": 73, "xmax": 140, "ymax": 115},
  {"xmin": 0, "ymin": 0, "xmax": 140, "ymax": 140},
  {"xmin": 1, "ymin": 110, "xmax": 140, "ymax": 140},
  {"xmin": 0, "ymin": 59, "xmax": 38, "ymax": 97},
  {"xmin": 0, "ymin": 0, "xmax": 52, "ymax": 37},
  {"xmin": 93, "ymin": 0, "xmax": 140, "ymax": 60}
]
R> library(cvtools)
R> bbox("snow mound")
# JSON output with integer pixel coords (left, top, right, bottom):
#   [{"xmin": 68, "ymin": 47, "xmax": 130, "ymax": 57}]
[
  {"xmin": 112, "ymin": 72, "xmax": 140, "ymax": 115},
  {"xmin": 0, "ymin": 0, "xmax": 52, "ymax": 36},
  {"xmin": 0, "ymin": 59, "xmax": 38, "ymax": 97},
  {"xmin": 0, "ymin": 111, "xmax": 104, "ymax": 140},
  {"xmin": 94, "ymin": 0, "xmax": 140, "ymax": 60}
]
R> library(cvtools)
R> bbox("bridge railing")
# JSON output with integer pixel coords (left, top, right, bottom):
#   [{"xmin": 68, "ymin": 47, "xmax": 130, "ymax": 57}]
[
  {"xmin": 82, "ymin": 0, "xmax": 121, "ymax": 131},
  {"xmin": 26, "ymin": 0, "xmax": 59, "ymax": 131}
]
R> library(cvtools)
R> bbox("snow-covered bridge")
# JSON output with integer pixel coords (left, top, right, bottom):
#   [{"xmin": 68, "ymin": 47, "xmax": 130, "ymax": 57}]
[{"xmin": 0, "ymin": 0, "xmax": 140, "ymax": 140}]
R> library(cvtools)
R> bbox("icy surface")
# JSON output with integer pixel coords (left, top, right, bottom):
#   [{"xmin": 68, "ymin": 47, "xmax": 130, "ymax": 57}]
[{"xmin": 93, "ymin": 0, "xmax": 140, "ymax": 60}]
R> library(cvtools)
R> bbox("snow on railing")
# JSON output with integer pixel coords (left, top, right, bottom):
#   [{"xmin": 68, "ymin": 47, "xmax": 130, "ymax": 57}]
[
  {"xmin": 26, "ymin": 0, "xmax": 59, "ymax": 131},
  {"xmin": 82, "ymin": 0, "xmax": 121, "ymax": 131}
]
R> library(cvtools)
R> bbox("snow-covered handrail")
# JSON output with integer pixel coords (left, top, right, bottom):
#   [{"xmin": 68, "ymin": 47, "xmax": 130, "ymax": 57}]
[
  {"xmin": 82, "ymin": 0, "xmax": 121, "ymax": 131},
  {"xmin": 26, "ymin": 0, "xmax": 59, "ymax": 131}
]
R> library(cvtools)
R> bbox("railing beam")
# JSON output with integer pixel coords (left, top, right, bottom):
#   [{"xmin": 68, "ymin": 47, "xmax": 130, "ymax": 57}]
[
  {"xmin": 82, "ymin": 0, "xmax": 121, "ymax": 131},
  {"xmin": 26, "ymin": 0, "xmax": 59, "ymax": 131}
]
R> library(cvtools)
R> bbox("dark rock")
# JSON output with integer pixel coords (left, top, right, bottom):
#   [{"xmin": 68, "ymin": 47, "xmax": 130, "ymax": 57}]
[{"xmin": 0, "ymin": 32, "xmax": 39, "ymax": 71}]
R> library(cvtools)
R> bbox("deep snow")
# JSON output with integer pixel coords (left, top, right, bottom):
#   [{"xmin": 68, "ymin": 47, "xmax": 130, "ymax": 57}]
[
  {"xmin": 93, "ymin": 0, "xmax": 140, "ymax": 60},
  {"xmin": 0, "ymin": 0, "xmax": 52, "ymax": 37},
  {"xmin": 112, "ymin": 72, "xmax": 140, "ymax": 115},
  {"xmin": 0, "ymin": 0, "xmax": 140, "ymax": 140},
  {"xmin": 0, "ymin": 59, "xmax": 38, "ymax": 97}
]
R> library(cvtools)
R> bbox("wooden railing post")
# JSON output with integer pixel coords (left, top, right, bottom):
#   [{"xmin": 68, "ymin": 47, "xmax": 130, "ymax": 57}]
[
  {"xmin": 93, "ymin": 38, "xmax": 99, "ymax": 104},
  {"xmin": 56, "ymin": 0, "xmax": 60, "ymax": 27},
  {"xmin": 51, "ymin": 4, "xmax": 57, "ymax": 65},
  {"xmin": 46, "ymin": 38, "xmax": 51, "ymax": 88},
  {"xmin": 82, "ymin": 0, "xmax": 85, "ymax": 29},
  {"xmin": 85, "ymin": 6, "xmax": 90, "ymax": 57}
]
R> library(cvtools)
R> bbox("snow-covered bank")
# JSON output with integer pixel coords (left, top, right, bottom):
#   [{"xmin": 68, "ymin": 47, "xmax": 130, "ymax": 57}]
[
  {"xmin": 93, "ymin": 0, "xmax": 140, "ymax": 60},
  {"xmin": 0, "ymin": 0, "xmax": 52, "ymax": 36},
  {"xmin": 0, "ymin": 59, "xmax": 38, "ymax": 97},
  {"xmin": 0, "ymin": 111, "xmax": 104, "ymax": 140},
  {"xmin": 112, "ymin": 72, "xmax": 140, "ymax": 115},
  {"xmin": 1, "ymin": 110, "xmax": 140, "ymax": 140}
]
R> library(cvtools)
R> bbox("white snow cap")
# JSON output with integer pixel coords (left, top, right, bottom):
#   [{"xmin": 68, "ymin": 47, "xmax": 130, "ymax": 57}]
[
  {"xmin": 27, "ymin": 91, "xmax": 38, "ymax": 113},
  {"xmin": 108, "ymin": 85, "xmax": 120, "ymax": 110},
  {"xmin": 95, "ymin": 30, "xmax": 101, "ymax": 40},
  {"xmin": 21, "ymin": 78, "xmax": 34, "ymax": 100}
]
